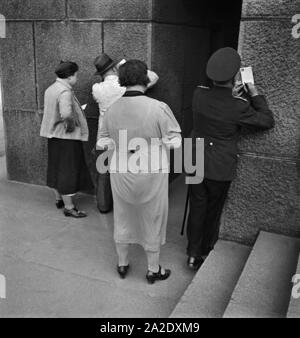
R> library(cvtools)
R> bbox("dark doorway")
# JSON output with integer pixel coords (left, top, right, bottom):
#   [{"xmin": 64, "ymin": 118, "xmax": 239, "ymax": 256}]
[{"xmin": 182, "ymin": 0, "xmax": 243, "ymax": 136}]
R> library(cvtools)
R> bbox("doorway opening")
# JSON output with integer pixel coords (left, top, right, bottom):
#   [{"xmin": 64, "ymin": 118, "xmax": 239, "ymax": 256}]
[{"xmin": 182, "ymin": 0, "xmax": 243, "ymax": 136}]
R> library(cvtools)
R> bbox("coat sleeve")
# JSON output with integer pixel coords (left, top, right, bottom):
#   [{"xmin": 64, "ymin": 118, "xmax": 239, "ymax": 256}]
[
  {"xmin": 158, "ymin": 103, "xmax": 182, "ymax": 149},
  {"xmin": 238, "ymin": 95, "xmax": 275, "ymax": 130},
  {"xmin": 58, "ymin": 90, "xmax": 72, "ymax": 119},
  {"xmin": 96, "ymin": 114, "xmax": 115, "ymax": 151}
]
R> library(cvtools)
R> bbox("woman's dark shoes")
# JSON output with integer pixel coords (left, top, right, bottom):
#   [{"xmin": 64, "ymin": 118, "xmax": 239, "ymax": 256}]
[
  {"xmin": 63, "ymin": 208, "xmax": 87, "ymax": 218},
  {"xmin": 146, "ymin": 265, "xmax": 171, "ymax": 284},
  {"xmin": 117, "ymin": 264, "xmax": 130, "ymax": 279},
  {"xmin": 56, "ymin": 200, "xmax": 64, "ymax": 209},
  {"xmin": 187, "ymin": 256, "xmax": 204, "ymax": 271}
]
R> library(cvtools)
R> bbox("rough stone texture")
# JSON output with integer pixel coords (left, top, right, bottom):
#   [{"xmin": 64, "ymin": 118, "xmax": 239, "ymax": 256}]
[
  {"xmin": 3, "ymin": 110, "xmax": 47, "ymax": 185},
  {"xmin": 0, "ymin": 0, "xmax": 66, "ymax": 20},
  {"xmin": 220, "ymin": 155, "xmax": 300, "ymax": 245},
  {"xmin": 103, "ymin": 22, "xmax": 151, "ymax": 65},
  {"xmin": 238, "ymin": 21, "xmax": 300, "ymax": 158},
  {"xmin": 35, "ymin": 22, "xmax": 103, "ymax": 106},
  {"xmin": 68, "ymin": 0, "xmax": 152, "ymax": 19},
  {"xmin": 171, "ymin": 240, "xmax": 251, "ymax": 318},
  {"xmin": 150, "ymin": 23, "xmax": 185, "ymax": 122},
  {"xmin": 0, "ymin": 22, "xmax": 36, "ymax": 110},
  {"xmin": 242, "ymin": 0, "xmax": 299, "ymax": 17},
  {"xmin": 223, "ymin": 231, "xmax": 300, "ymax": 318}
]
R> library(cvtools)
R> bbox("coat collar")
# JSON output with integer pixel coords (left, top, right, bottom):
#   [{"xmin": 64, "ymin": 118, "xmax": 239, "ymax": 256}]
[
  {"xmin": 56, "ymin": 78, "xmax": 72, "ymax": 90},
  {"xmin": 123, "ymin": 90, "xmax": 145, "ymax": 97}
]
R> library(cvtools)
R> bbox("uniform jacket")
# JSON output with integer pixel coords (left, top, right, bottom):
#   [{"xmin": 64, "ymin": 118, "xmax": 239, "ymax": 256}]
[
  {"xmin": 40, "ymin": 78, "xmax": 89, "ymax": 141},
  {"xmin": 192, "ymin": 85, "xmax": 275, "ymax": 181}
]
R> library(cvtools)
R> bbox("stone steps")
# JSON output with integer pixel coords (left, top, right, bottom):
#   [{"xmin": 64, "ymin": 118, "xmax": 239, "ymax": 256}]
[
  {"xmin": 287, "ymin": 252, "xmax": 300, "ymax": 318},
  {"xmin": 224, "ymin": 231, "xmax": 300, "ymax": 318},
  {"xmin": 170, "ymin": 240, "xmax": 251, "ymax": 318},
  {"xmin": 170, "ymin": 231, "xmax": 300, "ymax": 318}
]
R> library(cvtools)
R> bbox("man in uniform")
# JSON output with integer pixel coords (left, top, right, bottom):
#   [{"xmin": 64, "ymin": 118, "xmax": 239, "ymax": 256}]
[{"xmin": 186, "ymin": 47, "xmax": 275, "ymax": 270}]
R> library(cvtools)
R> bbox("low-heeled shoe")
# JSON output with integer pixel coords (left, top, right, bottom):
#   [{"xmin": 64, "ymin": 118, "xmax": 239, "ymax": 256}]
[
  {"xmin": 64, "ymin": 208, "xmax": 87, "ymax": 218},
  {"xmin": 146, "ymin": 265, "xmax": 171, "ymax": 284},
  {"xmin": 117, "ymin": 265, "xmax": 130, "ymax": 279},
  {"xmin": 187, "ymin": 256, "xmax": 204, "ymax": 271},
  {"xmin": 56, "ymin": 200, "xmax": 64, "ymax": 209}
]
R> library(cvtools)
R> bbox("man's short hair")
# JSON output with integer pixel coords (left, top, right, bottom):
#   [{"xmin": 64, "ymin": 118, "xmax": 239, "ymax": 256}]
[
  {"xmin": 119, "ymin": 60, "xmax": 150, "ymax": 87},
  {"xmin": 55, "ymin": 61, "xmax": 79, "ymax": 79}
]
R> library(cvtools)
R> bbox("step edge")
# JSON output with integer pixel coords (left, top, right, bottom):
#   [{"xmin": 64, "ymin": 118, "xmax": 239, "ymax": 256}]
[
  {"xmin": 170, "ymin": 240, "xmax": 251, "ymax": 318},
  {"xmin": 223, "ymin": 231, "xmax": 300, "ymax": 318}
]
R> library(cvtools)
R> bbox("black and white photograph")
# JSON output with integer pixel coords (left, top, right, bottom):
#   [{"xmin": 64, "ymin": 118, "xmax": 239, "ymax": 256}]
[{"xmin": 0, "ymin": 0, "xmax": 299, "ymax": 325}]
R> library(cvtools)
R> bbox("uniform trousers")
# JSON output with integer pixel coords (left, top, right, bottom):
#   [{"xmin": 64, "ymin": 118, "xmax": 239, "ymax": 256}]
[{"xmin": 186, "ymin": 178, "xmax": 231, "ymax": 259}]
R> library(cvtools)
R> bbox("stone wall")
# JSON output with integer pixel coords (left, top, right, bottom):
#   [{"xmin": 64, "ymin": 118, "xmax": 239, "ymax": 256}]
[
  {"xmin": 0, "ymin": 0, "xmax": 152, "ymax": 184},
  {"xmin": 0, "ymin": 0, "xmax": 298, "ymax": 244},
  {"xmin": 220, "ymin": 0, "xmax": 300, "ymax": 244}
]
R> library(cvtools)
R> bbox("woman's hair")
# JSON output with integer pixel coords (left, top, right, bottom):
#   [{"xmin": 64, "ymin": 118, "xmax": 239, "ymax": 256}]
[
  {"xmin": 55, "ymin": 61, "xmax": 79, "ymax": 79},
  {"xmin": 118, "ymin": 60, "xmax": 150, "ymax": 87}
]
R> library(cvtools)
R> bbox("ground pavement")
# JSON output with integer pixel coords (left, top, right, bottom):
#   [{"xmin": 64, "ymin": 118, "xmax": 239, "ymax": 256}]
[{"xmin": 0, "ymin": 156, "xmax": 195, "ymax": 317}]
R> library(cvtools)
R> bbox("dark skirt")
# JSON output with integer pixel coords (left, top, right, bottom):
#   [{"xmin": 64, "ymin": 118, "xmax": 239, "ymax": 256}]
[{"xmin": 47, "ymin": 138, "xmax": 92, "ymax": 195}]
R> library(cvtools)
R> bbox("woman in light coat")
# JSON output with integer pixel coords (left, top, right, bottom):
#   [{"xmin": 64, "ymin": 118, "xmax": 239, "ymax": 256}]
[
  {"xmin": 40, "ymin": 61, "xmax": 90, "ymax": 218},
  {"xmin": 97, "ymin": 60, "xmax": 181, "ymax": 284}
]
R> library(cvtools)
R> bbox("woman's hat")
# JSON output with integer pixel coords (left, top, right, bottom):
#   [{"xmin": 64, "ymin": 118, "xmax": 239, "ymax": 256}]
[
  {"xmin": 206, "ymin": 47, "xmax": 241, "ymax": 82},
  {"xmin": 94, "ymin": 53, "xmax": 120, "ymax": 76}
]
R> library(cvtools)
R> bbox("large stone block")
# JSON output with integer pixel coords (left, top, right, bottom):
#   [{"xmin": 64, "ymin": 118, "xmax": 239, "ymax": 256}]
[
  {"xmin": 3, "ymin": 110, "xmax": 47, "ymax": 185},
  {"xmin": 0, "ymin": 22, "xmax": 36, "ymax": 110},
  {"xmin": 35, "ymin": 22, "xmax": 103, "ymax": 106},
  {"xmin": 150, "ymin": 23, "xmax": 185, "ymax": 121},
  {"xmin": 68, "ymin": 0, "xmax": 151, "ymax": 19},
  {"xmin": 103, "ymin": 22, "xmax": 151, "ymax": 64},
  {"xmin": 242, "ymin": 0, "xmax": 299, "ymax": 17},
  {"xmin": 0, "ymin": 0, "xmax": 65, "ymax": 19},
  {"xmin": 238, "ymin": 20, "xmax": 299, "ymax": 158},
  {"xmin": 220, "ymin": 155, "xmax": 300, "ymax": 245}
]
